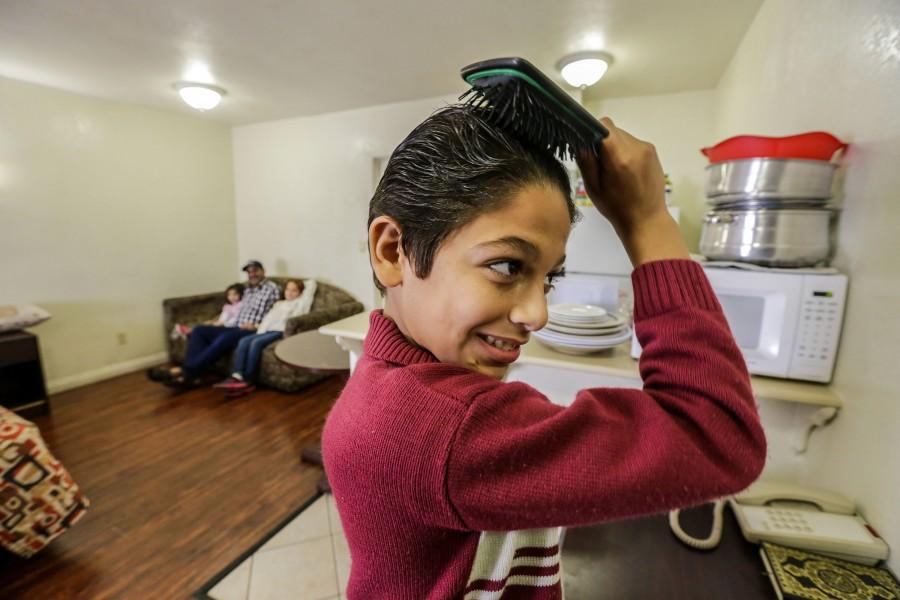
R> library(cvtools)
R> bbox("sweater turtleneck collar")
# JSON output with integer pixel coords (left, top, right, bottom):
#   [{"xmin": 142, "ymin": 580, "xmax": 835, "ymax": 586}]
[{"xmin": 364, "ymin": 310, "xmax": 437, "ymax": 366}]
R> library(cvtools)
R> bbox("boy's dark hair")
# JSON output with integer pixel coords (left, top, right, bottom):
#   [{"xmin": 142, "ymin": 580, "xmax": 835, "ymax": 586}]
[
  {"xmin": 369, "ymin": 104, "xmax": 578, "ymax": 292},
  {"xmin": 225, "ymin": 283, "xmax": 244, "ymax": 301}
]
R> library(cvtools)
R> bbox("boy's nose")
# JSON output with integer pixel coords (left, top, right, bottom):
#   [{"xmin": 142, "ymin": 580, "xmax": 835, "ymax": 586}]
[{"xmin": 509, "ymin": 281, "xmax": 549, "ymax": 332}]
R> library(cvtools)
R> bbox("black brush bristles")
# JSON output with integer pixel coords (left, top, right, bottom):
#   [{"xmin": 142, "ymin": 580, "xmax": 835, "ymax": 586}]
[{"xmin": 459, "ymin": 58, "xmax": 608, "ymax": 161}]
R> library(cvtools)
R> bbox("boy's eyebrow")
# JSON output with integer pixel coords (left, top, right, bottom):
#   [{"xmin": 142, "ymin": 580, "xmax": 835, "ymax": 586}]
[
  {"xmin": 475, "ymin": 236, "xmax": 566, "ymax": 267},
  {"xmin": 475, "ymin": 236, "xmax": 540, "ymax": 258}
]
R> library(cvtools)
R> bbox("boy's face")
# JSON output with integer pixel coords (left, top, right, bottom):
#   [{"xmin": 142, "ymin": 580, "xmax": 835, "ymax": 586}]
[{"xmin": 387, "ymin": 183, "xmax": 570, "ymax": 379}]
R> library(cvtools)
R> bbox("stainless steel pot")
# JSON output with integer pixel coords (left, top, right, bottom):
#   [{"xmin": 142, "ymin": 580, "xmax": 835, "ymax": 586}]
[
  {"xmin": 708, "ymin": 197, "xmax": 834, "ymax": 211},
  {"xmin": 705, "ymin": 158, "xmax": 837, "ymax": 199},
  {"xmin": 699, "ymin": 208, "xmax": 836, "ymax": 267}
]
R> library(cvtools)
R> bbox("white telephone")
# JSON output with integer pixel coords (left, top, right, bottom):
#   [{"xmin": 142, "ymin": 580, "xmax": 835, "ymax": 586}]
[{"xmin": 669, "ymin": 480, "xmax": 890, "ymax": 565}]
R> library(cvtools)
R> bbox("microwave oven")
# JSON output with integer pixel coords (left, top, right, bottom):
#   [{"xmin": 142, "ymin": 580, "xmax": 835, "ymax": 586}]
[{"xmin": 631, "ymin": 268, "xmax": 848, "ymax": 383}]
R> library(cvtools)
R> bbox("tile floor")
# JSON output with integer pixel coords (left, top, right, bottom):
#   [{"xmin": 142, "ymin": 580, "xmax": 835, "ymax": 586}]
[
  {"xmin": 204, "ymin": 495, "xmax": 599, "ymax": 599},
  {"xmin": 207, "ymin": 494, "xmax": 349, "ymax": 600}
]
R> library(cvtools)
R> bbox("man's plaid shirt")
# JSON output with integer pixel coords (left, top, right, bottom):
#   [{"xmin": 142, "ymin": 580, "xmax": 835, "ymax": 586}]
[{"xmin": 236, "ymin": 279, "xmax": 281, "ymax": 326}]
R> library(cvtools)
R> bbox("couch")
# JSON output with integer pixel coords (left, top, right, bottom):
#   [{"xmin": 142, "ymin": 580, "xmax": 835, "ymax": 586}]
[{"xmin": 162, "ymin": 278, "xmax": 364, "ymax": 392}]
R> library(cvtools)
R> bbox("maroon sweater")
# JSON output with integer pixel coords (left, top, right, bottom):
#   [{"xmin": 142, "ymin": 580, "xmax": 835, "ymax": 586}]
[{"xmin": 323, "ymin": 260, "xmax": 766, "ymax": 599}]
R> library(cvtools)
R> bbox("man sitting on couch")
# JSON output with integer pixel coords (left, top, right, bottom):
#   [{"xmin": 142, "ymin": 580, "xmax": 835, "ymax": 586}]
[{"xmin": 148, "ymin": 260, "xmax": 280, "ymax": 390}]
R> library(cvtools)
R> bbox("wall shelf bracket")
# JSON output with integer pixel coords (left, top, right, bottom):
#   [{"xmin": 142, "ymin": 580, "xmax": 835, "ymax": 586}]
[{"xmin": 792, "ymin": 406, "xmax": 839, "ymax": 454}]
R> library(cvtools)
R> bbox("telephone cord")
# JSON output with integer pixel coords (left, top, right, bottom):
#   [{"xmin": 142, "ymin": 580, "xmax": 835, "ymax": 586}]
[{"xmin": 668, "ymin": 499, "xmax": 726, "ymax": 550}]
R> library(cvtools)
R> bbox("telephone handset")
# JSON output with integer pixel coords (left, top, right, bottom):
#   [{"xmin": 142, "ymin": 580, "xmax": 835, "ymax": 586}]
[
  {"xmin": 669, "ymin": 480, "xmax": 890, "ymax": 565},
  {"xmin": 731, "ymin": 480, "xmax": 855, "ymax": 513}
]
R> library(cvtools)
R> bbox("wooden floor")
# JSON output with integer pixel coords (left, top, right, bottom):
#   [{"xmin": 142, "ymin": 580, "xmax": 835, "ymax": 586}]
[{"xmin": 0, "ymin": 370, "xmax": 344, "ymax": 599}]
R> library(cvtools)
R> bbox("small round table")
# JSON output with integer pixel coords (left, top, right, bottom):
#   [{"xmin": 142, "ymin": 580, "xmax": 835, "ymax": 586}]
[
  {"xmin": 274, "ymin": 330, "xmax": 351, "ymax": 373},
  {"xmin": 275, "ymin": 330, "xmax": 350, "ymax": 494}
]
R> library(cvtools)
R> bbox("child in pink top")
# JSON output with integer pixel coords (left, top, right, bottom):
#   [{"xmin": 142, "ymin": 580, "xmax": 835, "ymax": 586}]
[
  {"xmin": 215, "ymin": 284, "xmax": 244, "ymax": 327},
  {"xmin": 171, "ymin": 284, "xmax": 243, "ymax": 339},
  {"xmin": 323, "ymin": 106, "xmax": 766, "ymax": 599}
]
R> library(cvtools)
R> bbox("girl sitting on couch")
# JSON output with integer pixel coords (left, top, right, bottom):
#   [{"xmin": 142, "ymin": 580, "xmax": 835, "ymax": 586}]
[
  {"xmin": 171, "ymin": 283, "xmax": 244, "ymax": 340},
  {"xmin": 214, "ymin": 278, "xmax": 317, "ymax": 395}
]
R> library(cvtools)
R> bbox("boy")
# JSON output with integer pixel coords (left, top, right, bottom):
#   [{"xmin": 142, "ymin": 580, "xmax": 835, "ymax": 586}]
[{"xmin": 323, "ymin": 105, "xmax": 766, "ymax": 599}]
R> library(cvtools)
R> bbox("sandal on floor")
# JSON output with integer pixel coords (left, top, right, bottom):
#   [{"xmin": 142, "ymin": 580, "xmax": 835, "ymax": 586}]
[
  {"xmin": 162, "ymin": 375, "xmax": 200, "ymax": 392},
  {"xmin": 147, "ymin": 366, "xmax": 177, "ymax": 382}
]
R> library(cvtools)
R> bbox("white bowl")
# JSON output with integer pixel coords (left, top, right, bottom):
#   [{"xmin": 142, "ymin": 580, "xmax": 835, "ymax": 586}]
[
  {"xmin": 533, "ymin": 327, "xmax": 632, "ymax": 348},
  {"xmin": 535, "ymin": 340, "xmax": 614, "ymax": 355},
  {"xmin": 548, "ymin": 303, "xmax": 608, "ymax": 320}
]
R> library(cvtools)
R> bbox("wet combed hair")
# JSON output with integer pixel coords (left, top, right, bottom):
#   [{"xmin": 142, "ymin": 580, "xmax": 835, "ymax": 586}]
[
  {"xmin": 368, "ymin": 104, "xmax": 578, "ymax": 292},
  {"xmin": 225, "ymin": 284, "xmax": 244, "ymax": 302}
]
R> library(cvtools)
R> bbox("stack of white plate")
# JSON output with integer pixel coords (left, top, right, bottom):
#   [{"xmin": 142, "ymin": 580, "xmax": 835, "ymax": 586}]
[{"xmin": 533, "ymin": 303, "xmax": 631, "ymax": 355}]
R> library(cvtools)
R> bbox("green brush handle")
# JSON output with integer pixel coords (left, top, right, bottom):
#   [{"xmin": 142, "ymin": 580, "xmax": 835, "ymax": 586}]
[{"xmin": 461, "ymin": 57, "xmax": 609, "ymax": 144}]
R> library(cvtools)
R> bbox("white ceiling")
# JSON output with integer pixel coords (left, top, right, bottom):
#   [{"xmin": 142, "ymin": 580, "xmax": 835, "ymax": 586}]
[{"xmin": 0, "ymin": 0, "xmax": 762, "ymax": 125}]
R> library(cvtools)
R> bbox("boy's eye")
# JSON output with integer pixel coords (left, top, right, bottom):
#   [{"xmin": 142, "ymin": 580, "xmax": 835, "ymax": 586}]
[
  {"xmin": 487, "ymin": 261, "xmax": 522, "ymax": 278},
  {"xmin": 544, "ymin": 269, "xmax": 566, "ymax": 293}
]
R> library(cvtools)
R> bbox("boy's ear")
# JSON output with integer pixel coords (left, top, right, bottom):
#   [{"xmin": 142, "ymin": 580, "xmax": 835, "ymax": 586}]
[{"xmin": 369, "ymin": 216, "xmax": 405, "ymax": 289}]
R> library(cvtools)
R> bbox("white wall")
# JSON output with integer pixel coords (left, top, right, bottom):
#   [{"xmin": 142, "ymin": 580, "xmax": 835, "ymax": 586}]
[
  {"xmin": 714, "ymin": 0, "xmax": 900, "ymax": 571},
  {"xmin": 232, "ymin": 94, "xmax": 457, "ymax": 310},
  {"xmin": 584, "ymin": 89, "xmax": 716, "ymax": 252},
  {"xmin": 0, "ymin": 76, "xmax": 238, "ymax": 392}
]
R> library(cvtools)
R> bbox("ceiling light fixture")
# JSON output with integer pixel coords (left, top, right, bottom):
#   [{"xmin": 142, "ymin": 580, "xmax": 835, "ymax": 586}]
[
  {"xmin": 173, "ymin": 81, "xmax": 226, "ymax": 111},
  {"xmin": 556, "ymin": 51, "xmax": 614, "ymax": 88}
]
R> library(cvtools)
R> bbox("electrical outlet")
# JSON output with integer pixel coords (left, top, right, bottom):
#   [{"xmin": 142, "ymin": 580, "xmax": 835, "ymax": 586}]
[{"xmin": 117, "ymin": 332, "xmax": 127, "ymax": 345}]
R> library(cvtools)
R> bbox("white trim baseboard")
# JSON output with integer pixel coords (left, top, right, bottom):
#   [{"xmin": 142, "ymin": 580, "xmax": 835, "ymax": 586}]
[{"xmin": 47, "ymin": 351, "xmax": 169, "ymax": 395}]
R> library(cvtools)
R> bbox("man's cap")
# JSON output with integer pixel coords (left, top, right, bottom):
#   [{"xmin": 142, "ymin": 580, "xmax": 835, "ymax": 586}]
[{"xmin": 241, "ymin": 260, "xmax": 264, "ymax": 272}]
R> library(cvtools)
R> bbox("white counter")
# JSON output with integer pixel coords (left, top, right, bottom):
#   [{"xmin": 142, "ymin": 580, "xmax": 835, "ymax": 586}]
[{"xmin": 319, "ymin": 311, "xmax": 841, "ymax": 408}]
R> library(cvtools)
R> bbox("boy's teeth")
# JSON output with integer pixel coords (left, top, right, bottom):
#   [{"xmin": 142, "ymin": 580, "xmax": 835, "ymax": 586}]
[{"xmin": 485, "ymin": 335, "xmax": 517, "ymax": 351}]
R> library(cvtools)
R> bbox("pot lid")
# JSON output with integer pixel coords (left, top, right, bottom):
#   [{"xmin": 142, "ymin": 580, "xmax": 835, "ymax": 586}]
[{"xmin": 701, "ymin": 132, "xmax": 847, "ymax": 163}]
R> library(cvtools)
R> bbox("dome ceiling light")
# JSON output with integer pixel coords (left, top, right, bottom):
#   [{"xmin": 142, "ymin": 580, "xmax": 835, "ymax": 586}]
[
  {"xmin": 173, "ymin": 81, "xmax": 227, "ymax": 111},
  {"xmin": 556, "ymin": 51, "xmax": 614, "ymax": 88}
]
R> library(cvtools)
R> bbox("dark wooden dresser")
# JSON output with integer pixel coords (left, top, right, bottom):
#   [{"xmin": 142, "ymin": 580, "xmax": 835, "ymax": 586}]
[{"xmin": 0, "ymin": 330, "xmax": 50, "ymax": 417}]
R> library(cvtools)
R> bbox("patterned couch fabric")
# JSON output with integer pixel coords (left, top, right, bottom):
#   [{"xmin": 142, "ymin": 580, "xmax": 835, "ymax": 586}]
[
  {"xmin": 0, "ymin": 407, "xmax": 89, "ymax": 558},
  {"xmin": 162, "ymin": 278, "xmax": 365, "ymax": 392}
]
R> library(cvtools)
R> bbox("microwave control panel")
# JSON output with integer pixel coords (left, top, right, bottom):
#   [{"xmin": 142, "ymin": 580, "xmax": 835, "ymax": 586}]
[{"xmin": 789, "ymin": 274, "xmax": 848, "ymax": 382}]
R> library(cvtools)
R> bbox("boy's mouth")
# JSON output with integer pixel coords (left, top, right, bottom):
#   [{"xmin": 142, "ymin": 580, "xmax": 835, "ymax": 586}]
[
  {"xmin": 476, "ymin": 333, "xmax": 525, "ymax": 363},
  {"xmin": 480, "ymin": 334, "xmax": 522, "ymax": 351}
]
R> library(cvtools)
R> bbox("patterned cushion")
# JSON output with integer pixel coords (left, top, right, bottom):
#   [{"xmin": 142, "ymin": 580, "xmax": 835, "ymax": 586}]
[{"xmin": 0, "ymin": 407, "xmax": 89, "ymax": 558}]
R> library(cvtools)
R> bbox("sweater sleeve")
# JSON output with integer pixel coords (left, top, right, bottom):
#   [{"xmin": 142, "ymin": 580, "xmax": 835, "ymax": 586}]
[{"xmin": 444, "ymin": 259, "xmax": 766, "ymax": 532}]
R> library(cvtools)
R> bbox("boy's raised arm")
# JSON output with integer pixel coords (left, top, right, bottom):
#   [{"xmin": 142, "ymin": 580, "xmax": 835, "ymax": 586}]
[{"xmin": 443, "ymin": 260, "xmax": 766, "ymax": 531}]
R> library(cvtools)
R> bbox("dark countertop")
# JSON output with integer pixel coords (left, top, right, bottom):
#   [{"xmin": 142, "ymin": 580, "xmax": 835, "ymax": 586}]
[{"xmin": 562, "ymin": 503, "xmax": 773, "ymax": 599}]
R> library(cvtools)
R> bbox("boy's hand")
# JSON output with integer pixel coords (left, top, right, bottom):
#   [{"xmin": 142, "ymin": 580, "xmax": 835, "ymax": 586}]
[{"xmin": 576, "ymin": 117, "xmax": 689, "ymax": 267}]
